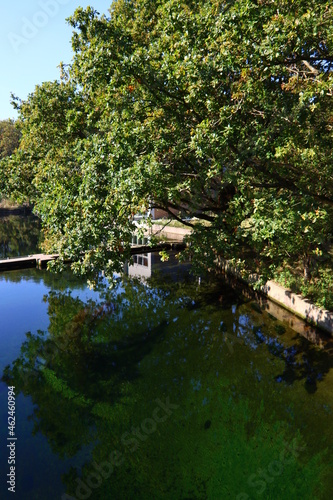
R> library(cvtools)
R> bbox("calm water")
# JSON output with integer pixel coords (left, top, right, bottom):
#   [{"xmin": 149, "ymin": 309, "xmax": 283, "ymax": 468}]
[
  {"xmin": 0, "ymin": 252, "xmax": 333, "ymax": 499},
  {"xmin": 0, "ymin": 215, "xmax": 41, "ymax": 258}
]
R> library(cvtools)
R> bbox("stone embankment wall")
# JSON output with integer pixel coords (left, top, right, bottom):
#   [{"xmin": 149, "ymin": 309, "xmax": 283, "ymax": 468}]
[
  {"xmin": 261, "ymin": 280, "xmax": 333, "ymax": 335},
  {"xmin": 146, "ymin": 224, "xmax": 333, "ymax": 335},
  {"xmin": 218, "ymin": 258, "xmax": 333, "ymax": 336}
]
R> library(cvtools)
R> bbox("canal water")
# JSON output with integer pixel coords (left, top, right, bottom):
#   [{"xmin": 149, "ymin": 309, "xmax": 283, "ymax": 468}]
[{"xmin": 0, "ymin": 219, "xmax": 332, "ymax": 499}]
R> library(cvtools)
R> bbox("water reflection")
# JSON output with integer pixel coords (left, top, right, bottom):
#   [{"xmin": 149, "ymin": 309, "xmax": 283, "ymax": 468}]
[
  {"xmin": 0, "ymin": 215, "xmax": 41, "ymax": 258},
  {"xmin": 125, "ymin": 251, "xmax": 192, "ymax": 282},
  {"xmin": 1, "ymin": 260, "xmax": 332, "ymax": 499}
]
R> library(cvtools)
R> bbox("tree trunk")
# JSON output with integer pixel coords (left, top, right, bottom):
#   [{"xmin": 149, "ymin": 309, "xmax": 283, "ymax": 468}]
[{"xmin": 303, "ymin": 256, "xmax": 311, "ymax": 282}]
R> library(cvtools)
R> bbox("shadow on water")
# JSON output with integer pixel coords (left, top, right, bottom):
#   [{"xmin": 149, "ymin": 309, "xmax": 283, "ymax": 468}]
[
  {"xmin": 231, "ymin": 298, "xmax": 333, "ymax": 395},
  {"xmin": 273, "ymin": 335, "xmax": 333, "ymax": 394}
]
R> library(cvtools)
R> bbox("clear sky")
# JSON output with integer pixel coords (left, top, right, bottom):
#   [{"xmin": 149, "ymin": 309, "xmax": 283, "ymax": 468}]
[{"xmin": 0, "ymin": 0, "xmax": 112, "ymax": 120}]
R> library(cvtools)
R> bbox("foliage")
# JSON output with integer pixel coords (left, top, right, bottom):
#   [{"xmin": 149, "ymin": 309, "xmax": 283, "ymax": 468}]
[
  {"xmin": 0, "ymin": 119, "xmax": 21, "ymax": 159},
  {"xmin": 0, "ymin": 119, "xmax": 24, "ymax": 204},
  {"xmin": 274, "ymin": 262, "xmax": 333, "ymax": 310},
  {"xmin": 0, "ymin": 0, "xmax": 332, "ymax": 284}
]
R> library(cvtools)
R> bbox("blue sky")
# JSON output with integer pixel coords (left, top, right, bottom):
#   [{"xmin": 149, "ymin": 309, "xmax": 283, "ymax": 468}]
[{"xmin": 0, "ymin": 0, "xmax": 112, "ymax": 120}]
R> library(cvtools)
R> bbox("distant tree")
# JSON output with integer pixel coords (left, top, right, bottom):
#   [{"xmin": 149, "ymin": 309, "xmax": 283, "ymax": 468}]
[
  {"xmin": 0, "ymin": 119, "xmax": 21, "ymax": 159},
  {"xmin": 1, "ymin": 0, "xmax": 332, "ymax": 283}
]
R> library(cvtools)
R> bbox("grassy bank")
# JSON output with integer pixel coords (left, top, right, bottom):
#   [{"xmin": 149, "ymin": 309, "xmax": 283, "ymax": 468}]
[
  {"xmin": 0, "ymin": 197, "xmax": 32, "ymax": 212},
  {"xmin": 0, "ymin": 198, "xmax": 22, "ymax": 209}
]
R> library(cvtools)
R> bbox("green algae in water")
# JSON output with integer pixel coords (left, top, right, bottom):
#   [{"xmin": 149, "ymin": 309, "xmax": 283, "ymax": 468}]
[{"xmin": 2, "ymin": 260, "xmax": 333, "ymax": 499}]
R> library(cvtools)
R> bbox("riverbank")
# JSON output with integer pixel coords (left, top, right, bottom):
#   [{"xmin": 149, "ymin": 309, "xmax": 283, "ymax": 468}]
[
  {"xmin": 135, "ymin": 220, "xmax": 333, "ymax": 334},
  {"xmin": 218, "ymin": 258, "xmax": 333, "ymax": 336},
  {"xmin": 148, "ymin": 222, "xmax": 333, "ymax": 335},
  {"xmin": 0, "ymin": 199, "xmax": 32, "ymax": 215},
  {"xmin": 2, "ymin": 213, "xmax": 332, "ymax": 334}
]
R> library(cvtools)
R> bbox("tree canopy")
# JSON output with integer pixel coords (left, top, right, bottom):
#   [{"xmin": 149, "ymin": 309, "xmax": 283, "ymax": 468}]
[{"xmin": 1, "ymin": 0, "xmax": 332, "ymax": 283}]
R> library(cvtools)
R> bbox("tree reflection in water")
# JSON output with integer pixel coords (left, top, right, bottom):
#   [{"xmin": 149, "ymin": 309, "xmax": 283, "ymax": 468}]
[
  {"xmin": 0, "ymin": 215, "xmax": 41, "ymax": 258},
  {"xmin": 2, "ymin": 272, "xmax": 332, "ymax": 499}
]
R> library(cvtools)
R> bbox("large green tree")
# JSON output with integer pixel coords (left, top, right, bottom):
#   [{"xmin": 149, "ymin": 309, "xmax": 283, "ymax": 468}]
[{"xmin": 1, "ymin": 0, "xmax": 332, "ymax": 283}]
